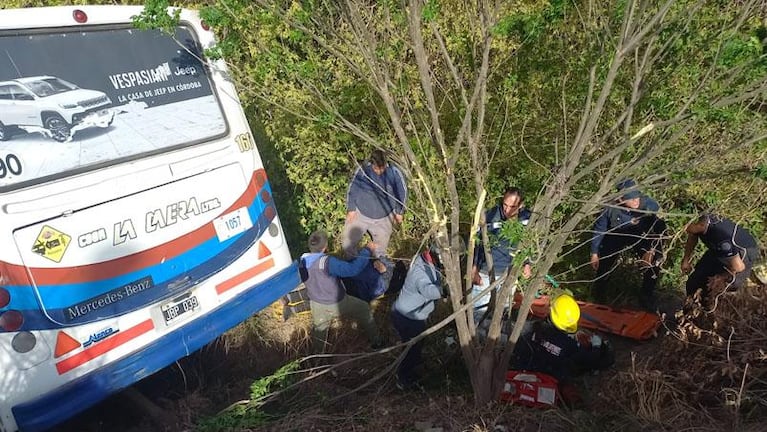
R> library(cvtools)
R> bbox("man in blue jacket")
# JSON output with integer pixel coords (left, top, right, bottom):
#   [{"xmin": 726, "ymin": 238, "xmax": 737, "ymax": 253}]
[
  {"xmin": 301, "ymin": 231, "xmax": 384, "ymax": 352},
  {"xmin": 342, "ymin": 149, "xmax": 408, "ymax": 258},
  {"xmin": 343, "ymin": 256, "xmax": 393, "ymax": 303},
  {"xmin": 391, "ymin": 245, "xmax": 444, "ymax": 389},
  {"xmin": 471, "ymin": 187, "xmax": 531, "ymax": 323},
  {"xmin": 590, "ymin": 179, "xmax": 666, "ymax": 310}
]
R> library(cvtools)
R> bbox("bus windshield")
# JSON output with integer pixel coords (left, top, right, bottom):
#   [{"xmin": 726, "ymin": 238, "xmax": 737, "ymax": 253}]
[{"xmin": 0, "ymin": 26, "xmax": 227, "ymax": 189}]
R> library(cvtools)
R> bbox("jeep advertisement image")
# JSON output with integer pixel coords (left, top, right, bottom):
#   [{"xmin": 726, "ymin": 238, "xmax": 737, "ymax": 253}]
[{"xmin": 0, "ymin": 26, "xmax": 227, "ymax": 189}]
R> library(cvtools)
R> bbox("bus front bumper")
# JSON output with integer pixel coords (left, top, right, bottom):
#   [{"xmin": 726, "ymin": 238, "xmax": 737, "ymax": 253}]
[{"xmin": 12, "ymin": 262, "xmax": 298, "ymax": 432}]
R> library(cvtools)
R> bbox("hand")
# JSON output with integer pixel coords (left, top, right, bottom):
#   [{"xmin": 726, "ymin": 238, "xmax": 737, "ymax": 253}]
[
  {"xmin": 576, "ymin": 331, "xmax": 591, "ymax": 347},
  {"xmin": 590, "ymin": 253, "xmax": 600, "ymax": 271},
  {"xmin": 681, "ymin": 258, "xmax": 692, "ymax": 274},
  {"xmin": 472, "ymin": 269, "xmax": 482, "ymax": 286},
  {"xmin": 641, "ymin": 250, "xmax": 655, "ymax": 267},
  {"xmin": 522, "ymin": 263, "xmax": 532, "ymax": 279},
  {"xmin": 346, "ymin": 211, "xmax": 357, "ymax": 223},
  {"xmin": 365, "ymin": 242, "xmax": 378, "ymax": 254},
  {"xmin": 393, "ymin": 213, "xmax": 404, "ymax": 224},
  {"xmin": 372, "ymin": 259, "xmax": 387, "ymax": 273}
]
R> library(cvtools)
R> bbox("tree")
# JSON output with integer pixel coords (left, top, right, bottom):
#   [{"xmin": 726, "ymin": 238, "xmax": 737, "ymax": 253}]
[{"xmin": 137, "ymin": 0, "xmax": 767, "ymax": 405}]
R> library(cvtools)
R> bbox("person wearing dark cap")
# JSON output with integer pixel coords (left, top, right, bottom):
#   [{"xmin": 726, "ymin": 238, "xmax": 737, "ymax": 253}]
[
  {"xmin": 681, "ymin": 213, "xmax": 761, "ymax": 298},
  {"xmin": 590, "ymin": 179, "xmax": 667, "ymax": 310},
  {"xmin": 300, "ymin": 230, "xmax": 384, "ymax": 352}
]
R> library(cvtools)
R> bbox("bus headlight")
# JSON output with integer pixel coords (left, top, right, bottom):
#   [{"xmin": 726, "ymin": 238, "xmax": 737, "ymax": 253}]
[{"xmin": 12, "ymin": 331, "xmax": 37, "ymax": 353}]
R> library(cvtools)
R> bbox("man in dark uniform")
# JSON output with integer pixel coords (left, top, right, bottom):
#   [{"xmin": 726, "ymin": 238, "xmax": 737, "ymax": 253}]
[
  {"xmin": 471, "ymin": 187, "xmax": 531, "ymax": 323},
  {"xmin": 682, "ymin": 213, "xmax": 761, "ymax": 297},
  {"xmin": 590, "ymin": 179, "xmax": 666, "ymax": 310}
]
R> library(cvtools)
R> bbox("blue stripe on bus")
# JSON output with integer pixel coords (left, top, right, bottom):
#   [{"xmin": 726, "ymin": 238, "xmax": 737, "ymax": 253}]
[
  {"xmin": 4, "ymin": 204, "xmax": 277, "ymax": 330},
  {"xmin": 11, "ymin": 261, "xmax": 299, "ymax": 432},
  {"xmin": 2, "ymin": 182, "xmax": 273, "ymax": 309}
]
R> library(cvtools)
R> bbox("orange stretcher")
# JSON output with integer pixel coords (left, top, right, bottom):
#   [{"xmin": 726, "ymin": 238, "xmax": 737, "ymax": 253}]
[{"xmin": 514, "ymin": 294, "xmax": 661, "ymax": 340}]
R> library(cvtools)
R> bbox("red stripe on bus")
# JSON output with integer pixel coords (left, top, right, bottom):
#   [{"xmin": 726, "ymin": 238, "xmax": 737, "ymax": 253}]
[
  {"xmin": 2, "ymin": 170, "xmax": 269, "ymax": 286},
  {"xmin": 55, "ymin": 319, "xmax": 155, "ymax": 375},
  {"xmin": 216, "ymin": 258, "xmax": 275, "ymax": 295}
]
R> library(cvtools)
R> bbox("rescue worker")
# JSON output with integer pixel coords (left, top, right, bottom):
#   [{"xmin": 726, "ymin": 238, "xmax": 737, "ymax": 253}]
[
  {"xmin": 471, "ymin": 187, "xmax": 531, "ymax": 323},
  {"xmin": 512, "ymin": 294, "xmax": 612, "ymax": 404},
  {"xmin": 590, "ymin": 179, "xmax": 666, "ymax": 310},
  {"xmin": 342, "ymin": 149, "xmax": 408, "ymax": 258},
  {"xmin": 682, "ymin": 213, "xmax": 761, "ymax": 298},
  {"xmin": 300, "ymin": 230, "xmax": 384, "ymax": 352},
  {"xmin": 391, "ymin": 244, "xmax": 444, "ymax": 389}
]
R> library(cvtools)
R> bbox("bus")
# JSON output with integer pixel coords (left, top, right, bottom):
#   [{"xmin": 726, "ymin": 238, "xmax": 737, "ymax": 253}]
[{"xmin": 0, "ymin": 6, "xmax": 299, "ymax": 432}]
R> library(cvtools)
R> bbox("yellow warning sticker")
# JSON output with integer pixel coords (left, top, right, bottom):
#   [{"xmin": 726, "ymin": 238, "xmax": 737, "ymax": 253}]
[{"xmin": 32, "ymin": 225, "xmax": 71, "ymax": 263}]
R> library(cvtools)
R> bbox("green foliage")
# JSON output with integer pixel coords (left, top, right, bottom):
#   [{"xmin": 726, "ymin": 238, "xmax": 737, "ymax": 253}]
[
  {"xmin": 494, "ymin": 0, "xmax": 568, "ymax": 41},
  {"xmin": 499, "ymin": 218, "xmax": 525, "ymax": 246},
  {"xmin": 131, "ymin": 0, "xmax": 180, "ymax": 33},
  {"xmin": 196, "ymin": 360, "xmax": 300, "ymax": 431},
  {"xmin": 756, "ymin": 164, "xmax": 767, "ymax": 181},
  {"xmin": 249, "ymin": 360, "xmax": 300, "ymax": 400},
  {"xmin": 422, "ymin": 0, "xmax": 440, "ymax": 22}
]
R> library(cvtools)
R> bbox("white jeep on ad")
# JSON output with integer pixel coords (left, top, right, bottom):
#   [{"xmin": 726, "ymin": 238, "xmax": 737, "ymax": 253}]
[{"xmin": 0, "ymin": 76, "xmax": 114, "ymax": 142}]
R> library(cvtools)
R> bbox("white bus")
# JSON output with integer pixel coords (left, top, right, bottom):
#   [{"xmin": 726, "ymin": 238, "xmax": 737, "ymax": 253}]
[{"xmin": 0, "ymin": 6, "xmax": 299, "ymax": 431}]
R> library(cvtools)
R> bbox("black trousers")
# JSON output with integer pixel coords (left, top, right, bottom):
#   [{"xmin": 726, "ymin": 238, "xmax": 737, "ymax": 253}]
[
  {"xmin": 686, "ymin": 247, "xmax": 760, "ymax": 296},
  {"xmin": 391, "ymin": 309, "xmax": 426, "ymax": 384},
  {"xmin": 593, "ymin": 219, "xmax": 666, "ymax": 306}
]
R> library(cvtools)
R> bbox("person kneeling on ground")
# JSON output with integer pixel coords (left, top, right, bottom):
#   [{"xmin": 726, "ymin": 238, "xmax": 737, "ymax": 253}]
[
  {"xmin": 681, "ymin": 213, "xmax": 762, "ymax": 299},
  {"xmin": 300, "ymin": 230, "xmax": 384, "ymax": 353},
  {"xmin": 391, "ymin": 244, "xmax": 445, "ymax": 389},
  {"xmin": 512, "ymin": 294, "xmax": 613, "ymax": 405}
]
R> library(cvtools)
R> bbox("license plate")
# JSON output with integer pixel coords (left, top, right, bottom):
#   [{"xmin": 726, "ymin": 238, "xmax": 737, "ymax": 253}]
[
  {"xmin": 161, "ymin": 293, "xmax": 200, "ymax": 326},
  {"xmin": 213, "ymin": 207, "xmax": 253, "ymax": 242}
]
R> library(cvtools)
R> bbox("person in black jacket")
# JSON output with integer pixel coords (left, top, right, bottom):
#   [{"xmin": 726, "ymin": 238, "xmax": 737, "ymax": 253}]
[
  {"xmin": 471, "ymin": 187, "xmax": 531, "ymax": 323},
  {"xmin": 512, "ymin": 294, "xmax": 613, "ymax": 405},
  {"xmin": 590, "ymin": 179, "xmax": 666, "ymax": 310},
  {"xmin": 682, "ymin": 213, "xmax": 761, "ymax": 297}
]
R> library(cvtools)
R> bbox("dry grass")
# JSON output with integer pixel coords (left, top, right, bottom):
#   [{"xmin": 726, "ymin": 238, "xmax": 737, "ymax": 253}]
[
  {"xmin": 93, "ymin": 275, "xmax": 767, "ymax": 432},
  {"xmin": 595, "ymin": 278, "xmax": 767, "ymax": 431}
]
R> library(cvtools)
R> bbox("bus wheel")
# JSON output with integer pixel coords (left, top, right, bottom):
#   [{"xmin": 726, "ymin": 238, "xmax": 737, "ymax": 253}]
[{"xmin": 44, "ymin": 114, "xmax": 71, "ymax": 142}]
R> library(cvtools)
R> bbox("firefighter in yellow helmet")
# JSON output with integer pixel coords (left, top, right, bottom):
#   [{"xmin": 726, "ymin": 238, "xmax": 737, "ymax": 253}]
[
  {"xmin": 512, "ymin": 294, "xmax": 613, "ymax": 404},
  {"xmin": 550, "ymin": 294, "xmax": 580, "ymax": 333}
]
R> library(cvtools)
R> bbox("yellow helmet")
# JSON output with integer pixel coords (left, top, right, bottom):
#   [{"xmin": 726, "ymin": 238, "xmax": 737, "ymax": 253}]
[{"xmin": 550, "ymin": 294, "xmax": 580, "ymax": 333}]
